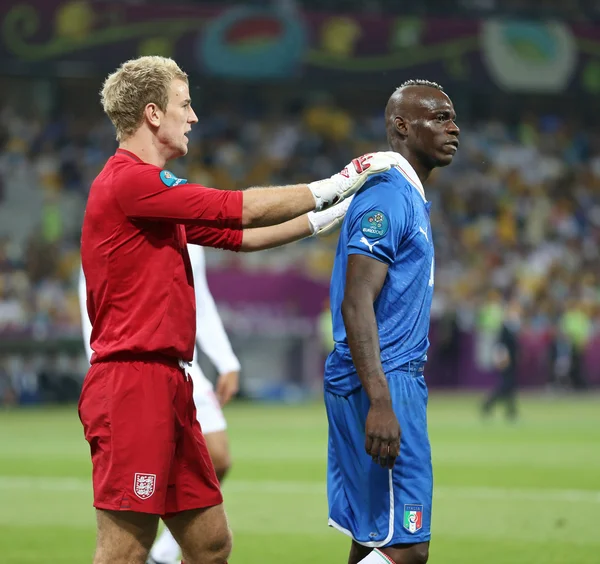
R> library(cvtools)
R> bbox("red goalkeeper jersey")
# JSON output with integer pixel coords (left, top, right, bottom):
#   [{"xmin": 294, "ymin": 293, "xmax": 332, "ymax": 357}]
[{"xmin": 80, "ymin": 149, "xmax": 243, "ymax": 363}]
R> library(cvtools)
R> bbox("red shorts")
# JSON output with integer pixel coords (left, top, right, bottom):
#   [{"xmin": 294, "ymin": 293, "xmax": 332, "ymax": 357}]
[{"xmin": 78, "ymin": 357, "xmax": 223, "ymax": 517}]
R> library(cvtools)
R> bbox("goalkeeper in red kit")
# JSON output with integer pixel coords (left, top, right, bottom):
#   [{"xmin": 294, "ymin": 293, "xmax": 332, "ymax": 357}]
[{"xmin": 79, "ymin": 55, "xmax": 403, "ymax": 564}]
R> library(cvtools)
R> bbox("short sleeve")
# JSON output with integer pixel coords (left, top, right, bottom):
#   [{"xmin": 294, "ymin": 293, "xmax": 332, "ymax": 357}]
[{"xmin": 345, "ymin": 175, "xmax": 411, "ymax": 265}]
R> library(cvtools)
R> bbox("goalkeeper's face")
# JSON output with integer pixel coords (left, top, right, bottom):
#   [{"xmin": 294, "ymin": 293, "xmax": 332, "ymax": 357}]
[
  {"xmin": 407, "ymin": 91, "xmax": 460, "ymax": 170},
  {"xmin": 157, "ymin": 79, "xmax": 198, "ymax": 159}
]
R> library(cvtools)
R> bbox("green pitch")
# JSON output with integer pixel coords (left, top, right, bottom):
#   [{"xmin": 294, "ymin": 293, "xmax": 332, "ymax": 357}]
[{"xmin": 1, "ymin": 394, "xmax": 599, "ymax": 563}]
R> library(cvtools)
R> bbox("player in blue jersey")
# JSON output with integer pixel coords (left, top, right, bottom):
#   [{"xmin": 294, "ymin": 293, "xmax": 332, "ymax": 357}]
[{"xmin": 324, "ymin": 80, "xmax": 460, "ymax": 564}]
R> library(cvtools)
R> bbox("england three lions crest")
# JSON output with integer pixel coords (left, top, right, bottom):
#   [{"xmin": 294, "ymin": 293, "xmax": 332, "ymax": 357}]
[{"xmin": 134, "ymin": 473, "xmax": 156, "ymax": 499}]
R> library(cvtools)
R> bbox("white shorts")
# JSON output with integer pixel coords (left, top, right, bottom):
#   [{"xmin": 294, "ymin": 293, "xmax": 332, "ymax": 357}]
[{"xmin": 186, "ymin": 360, "xmax": 227, "ymax": 435}]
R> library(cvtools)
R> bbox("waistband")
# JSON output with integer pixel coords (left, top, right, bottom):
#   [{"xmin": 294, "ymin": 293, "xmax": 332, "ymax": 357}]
[
  {"xmin": 94, "ymin": 352, "xmax": 191, "ymax": 371},
  {"xmin": 396, "ymin": 359, "xmax": 426, "ymax": 376}
]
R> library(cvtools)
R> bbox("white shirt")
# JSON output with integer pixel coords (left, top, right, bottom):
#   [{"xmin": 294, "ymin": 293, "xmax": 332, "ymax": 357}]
[{"xmin": 187, "ymin": 245, "xmax": 240, "ymax": 375}]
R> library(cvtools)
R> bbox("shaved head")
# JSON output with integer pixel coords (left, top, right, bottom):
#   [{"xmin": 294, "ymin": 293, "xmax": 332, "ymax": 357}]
[
  {"xmin": 385, "ymin": 80, "xmax": 449, "ymax": 139},
  {"xmin": 383, "ymin": 78, "xmax": 459, "ymax": 179}
]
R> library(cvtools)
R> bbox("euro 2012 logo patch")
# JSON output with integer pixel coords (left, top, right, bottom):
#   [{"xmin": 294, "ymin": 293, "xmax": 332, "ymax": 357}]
[
  {"xmin": 360, "ymin": 210, "xmax": 389, "ymax": 239},
  {"xmin": 159, "ymin": 170, "xmax": 188, "ymax": 188}
]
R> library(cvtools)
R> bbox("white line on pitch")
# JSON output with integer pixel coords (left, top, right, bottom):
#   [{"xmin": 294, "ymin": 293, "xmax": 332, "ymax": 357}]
[{"xmin": 0, "ymin": 476, "xmax": 599, "ymax": 503}]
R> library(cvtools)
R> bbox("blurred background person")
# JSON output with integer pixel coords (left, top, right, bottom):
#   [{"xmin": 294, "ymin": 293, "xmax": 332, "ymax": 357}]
[{"xmin": 482, "ymin": 295, "xmax": 522, "ymax": 421}]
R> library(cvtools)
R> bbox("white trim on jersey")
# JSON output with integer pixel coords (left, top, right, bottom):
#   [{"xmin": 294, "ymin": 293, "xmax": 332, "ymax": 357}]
[
  {"xmin": 328, "ymin": 469, "xmax": 395, "ymax": 547},
  {"xmin": 393, "ymin": 154, "xmax": 426, "ymax": 202}
]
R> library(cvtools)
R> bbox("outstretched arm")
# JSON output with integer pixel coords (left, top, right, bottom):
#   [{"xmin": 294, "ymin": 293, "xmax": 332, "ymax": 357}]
[
  {"xmin": 187, "ymin": 197, "xmax": 353, "ymax": 251},
  {"xmin": 117, "ymin": 153, "xmax": 399, "ymax": 230},
  {"xmin": 240, "ymin": 153, "xmax": 394, "ymax": 226},
  {"xmin": 239, "ymin": 215, "xmax": 312, "ymax": 252}
]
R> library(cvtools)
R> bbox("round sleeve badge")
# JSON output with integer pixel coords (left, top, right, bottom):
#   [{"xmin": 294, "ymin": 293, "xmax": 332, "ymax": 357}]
[
  {"xmin": 360, "ymin": 210, "xmax": 389, "ymax": 238},
  {"xmin": 159, "ymin": 170, "xmax": 187, "ymax": 187}
]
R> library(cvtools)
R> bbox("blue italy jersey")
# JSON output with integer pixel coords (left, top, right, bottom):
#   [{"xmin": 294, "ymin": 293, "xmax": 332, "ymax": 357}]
[{"xmin": 324, "ymin": 165, "xmax": 434, "ymax": 395}]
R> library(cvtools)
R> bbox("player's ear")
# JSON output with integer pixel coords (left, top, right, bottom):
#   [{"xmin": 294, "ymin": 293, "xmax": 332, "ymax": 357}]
[
  {"xmin": 394, "ymin": 116, "xmax": 408, "ymax": 138},
  {"xmin": 144, "ymin": 102, "xmax": 161, "ymax": 128}
]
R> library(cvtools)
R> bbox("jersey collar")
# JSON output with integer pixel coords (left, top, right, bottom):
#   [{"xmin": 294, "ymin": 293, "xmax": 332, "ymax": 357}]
[
  {"xmin": 115, "ymin": 148, "xmax": 143, "ymax": 162},
  {"xmin": 392, "ymin": 154, "xmax": 426, "ymax": 202}
]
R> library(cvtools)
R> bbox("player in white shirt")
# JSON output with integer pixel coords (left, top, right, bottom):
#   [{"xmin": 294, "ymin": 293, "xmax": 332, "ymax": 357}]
[{"xmin": 79, "ymin": 245, "xmax": 240, "ymax": 564}]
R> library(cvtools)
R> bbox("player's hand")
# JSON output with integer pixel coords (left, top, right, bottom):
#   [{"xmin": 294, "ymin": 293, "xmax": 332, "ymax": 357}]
[
  {"xmin": 307, "ymin": 195, "xmax": 353, "ymax": 237},
  {"xmin": 308, "ymin": 151, "xmax": 401, "ymax": 211},
  {"xmin": 365, "ymin": 400, "xmax": 401, "ymax": 469},
  {"xmin": 215, "ymin": 370, "xmax": 239, "ymax": 406}
]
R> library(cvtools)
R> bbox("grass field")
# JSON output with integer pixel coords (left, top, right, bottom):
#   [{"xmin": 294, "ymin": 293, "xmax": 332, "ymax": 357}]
[{"xmin": 1, "ymin": 393, "xmax": 600, "ymax": 564}]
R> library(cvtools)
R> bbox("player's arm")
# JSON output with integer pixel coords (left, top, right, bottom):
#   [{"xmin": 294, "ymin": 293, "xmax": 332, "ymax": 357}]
[
  {"xmin": 190, "ymin": 247, "xmax": 241, "ymax": 406},
  {"xmin": 238, "ymin": 215, "xmax": 312, "ymax": 251},
  {"xmin": 342, "ymin": 254, "xmax": 390, "ymax": 405},
  {"xmin": 342, "ymin": 255, "xmax": 399, "ymax": 469},
  {"xmin": 118, "ymin": 171, "xmax": 313, "ymax": 229},
  {"xmin": 187, "ymin": 197, "xmax": 353, "ymax": 252},
  {"xmin": 78, "ymin": 267, "xmax": 93, "ymax": 363},
  {"xmin": 241, "ymin": 152, "xmax": 400, "ymax": 224},
  {"xmin": 342, "ymin": 178, "xmax": 406, "ymax": 469},
  {"xmin": 186, "ymin": 221, "xmax": 309, "ymax": 252},
  {"xmin": 115, "ymin": 153, "xmax": 400, "ymax": 228}
]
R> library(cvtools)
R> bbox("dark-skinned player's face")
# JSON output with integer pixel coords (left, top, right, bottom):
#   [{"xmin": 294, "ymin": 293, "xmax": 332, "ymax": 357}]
[{"xmin": 405, "ymin": 91, "xmax": 460, "ymax": 169}]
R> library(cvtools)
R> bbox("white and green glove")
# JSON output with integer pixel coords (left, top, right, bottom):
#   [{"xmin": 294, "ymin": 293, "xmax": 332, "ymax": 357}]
[
  {"xmin": 307, "ymin": 196, "xmax": 353, "ymax": 237},
  {"xmin": 308, "ymin": 151, "xmax": 401, "ymax": 211}
]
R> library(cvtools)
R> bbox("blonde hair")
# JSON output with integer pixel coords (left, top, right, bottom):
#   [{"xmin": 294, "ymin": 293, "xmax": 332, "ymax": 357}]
[{"xmin": 101, "ymin": 56, "xmax": 188, "ymax": 141}]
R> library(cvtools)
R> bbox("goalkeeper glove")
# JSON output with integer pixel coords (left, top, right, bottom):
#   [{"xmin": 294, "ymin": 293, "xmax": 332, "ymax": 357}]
[
  {"xmin": 308, "ymin": 151, "xmax": 402, "ymax": 211},
  {"xmin": 307, "ymin": 196, "xmax": 354, "ymax": 237}
]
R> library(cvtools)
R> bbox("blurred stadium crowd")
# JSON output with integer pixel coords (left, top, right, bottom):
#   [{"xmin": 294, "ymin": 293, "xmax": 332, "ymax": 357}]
[{"xmin": 0, "ymin": 80, "xmax": 599, "ymax": 402}]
